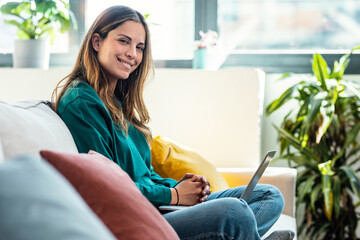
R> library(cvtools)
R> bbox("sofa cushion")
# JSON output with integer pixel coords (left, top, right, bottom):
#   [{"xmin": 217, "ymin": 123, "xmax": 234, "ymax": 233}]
[
  {"xmin": 151, "ymin": 136, "xmax": 229, "ymax": 192},
  {"xmin": 0, "ymin": 154, "xmax": 116, "ymax": 240},
  {"xmin": 0, "ymin": 138, "xmax": 4, "ymax": 163},
  {"xmin": 0, "ymin": 100, "xmax": 78, "ymax": 159},
  {"xmin": 40, "ymin": 150, "xmax": 179, "ymax": 240}
]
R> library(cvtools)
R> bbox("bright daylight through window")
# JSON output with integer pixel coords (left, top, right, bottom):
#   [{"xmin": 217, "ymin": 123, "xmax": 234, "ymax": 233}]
[
  {"xmin": 0, "ymin": 0, "xmax": 359, "ymax": 69},
  {"xmin": 218, "ymin": 0, "xmax": 360, "ymax": 53},
  {"xmin": 85, "ymin": 0, "xmax": 194, "ymax": 60},
  {"xmin": 0, "ymin": 0, "xmax": 70, "ymax": 54}
]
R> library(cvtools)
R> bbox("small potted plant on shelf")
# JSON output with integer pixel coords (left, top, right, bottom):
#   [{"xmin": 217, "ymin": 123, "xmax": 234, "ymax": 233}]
[
  {"xmin": 266, "ymin": 46, "xmax": 360, "ymax": 239},
  {"xmin": 193, "ymin": 30, "xmax": 221, "ymax": 70},
  {"xmin": 0, "ymin": 0, "xmax": 77, "ymax": 69}
]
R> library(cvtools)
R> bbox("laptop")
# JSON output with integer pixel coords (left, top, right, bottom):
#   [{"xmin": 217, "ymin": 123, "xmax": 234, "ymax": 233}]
[
  {"xmin": 159, "ymin": 150, "xmax": 276, "ymax": 212},
  {"xmin": 240, "ymin": 150, "xmax": 276, "ymax": 201}
]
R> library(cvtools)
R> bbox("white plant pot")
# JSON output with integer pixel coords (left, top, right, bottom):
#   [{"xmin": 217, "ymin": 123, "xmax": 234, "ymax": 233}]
[{"xmin": 13, "ymin": 39, "xmax": 50, "ymax": 69}]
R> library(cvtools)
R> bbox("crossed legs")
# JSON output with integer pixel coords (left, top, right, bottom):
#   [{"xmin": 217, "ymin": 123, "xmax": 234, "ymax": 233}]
[{"xmin": 163, "ymin": 184, "xmax": 284, "ymax": 240}]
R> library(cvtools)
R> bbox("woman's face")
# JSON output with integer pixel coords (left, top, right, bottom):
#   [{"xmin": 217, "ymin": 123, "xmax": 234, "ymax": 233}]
[{"xmin": 92, "ymin": 20, "xmax": 146, "ymax": 82}]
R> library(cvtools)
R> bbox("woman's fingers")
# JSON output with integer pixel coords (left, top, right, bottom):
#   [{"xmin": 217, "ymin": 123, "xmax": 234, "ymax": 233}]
[
  {"xmin": 200, "ymin": 194, "xmax": 208, "ymax": 203},
  {"xmin": 203, "ymin": 184, "xmax": 211, "ymax": 195},
  {"xmin": 178, "ymin": 174, "xmax": 212, "ymax": 199},
  {"xmin": 175, "ymin": 179, "xmax": 204, "ymax": 205},
  {"xmin": 179, "ymin": 173, "xmax": 195, "ymax": 182}
]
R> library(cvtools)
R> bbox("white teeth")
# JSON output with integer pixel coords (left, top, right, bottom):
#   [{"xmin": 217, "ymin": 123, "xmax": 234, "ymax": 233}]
[{"xmin": 118, "ymin": 58, "xmax": 131, "ymax": 68}]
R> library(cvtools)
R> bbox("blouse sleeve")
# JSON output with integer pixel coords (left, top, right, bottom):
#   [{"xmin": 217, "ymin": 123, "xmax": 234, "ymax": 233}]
[
  {"xmin": 58, "ymin": 96, "xmax": 115, "ymax": 160},
  {"xmin": 149, "ymin": 165, "xmax": 178, "ymax": 187},
  {"xmin": 58, "ymin": 95, "xmax": 177, "ymax": 206}
]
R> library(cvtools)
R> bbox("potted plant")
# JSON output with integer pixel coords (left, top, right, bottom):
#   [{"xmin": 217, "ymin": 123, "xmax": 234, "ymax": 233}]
[
  {"xmin": 266, "ymin": 47, "xmax": 360, "ymax": 239},
  {"xmin": 193, "ymin": 30, "xmax": 220, "ymax": 70},
  {"xmin": 0, "ymin": 0, "xmax": 77, "ymax": 69}
]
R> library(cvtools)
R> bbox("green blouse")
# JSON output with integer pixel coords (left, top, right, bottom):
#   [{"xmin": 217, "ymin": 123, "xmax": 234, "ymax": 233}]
[{"xmin": 57, "ymin": 81, "xmax": 178, "ymax": 206}]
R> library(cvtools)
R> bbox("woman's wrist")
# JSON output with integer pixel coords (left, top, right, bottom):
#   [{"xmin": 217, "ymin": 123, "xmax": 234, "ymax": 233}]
[
  {"xmin": 170, "ymin": 187, "xmax": 179, "ymax": 205},
  {"xmin": 174, "ymin": 187, "xmax": 179, "ymax": 205}
]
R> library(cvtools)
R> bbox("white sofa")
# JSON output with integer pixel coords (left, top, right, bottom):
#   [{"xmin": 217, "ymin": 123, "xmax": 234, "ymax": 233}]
[{"xmin": 0, "ymin": 67, "xmax": 297, "ymax": 239}]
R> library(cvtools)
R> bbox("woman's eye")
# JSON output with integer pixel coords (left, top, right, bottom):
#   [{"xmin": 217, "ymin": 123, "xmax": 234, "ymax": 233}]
[
  {"xmin": 136, "ymin": 46, "xmax": 145, "ymax": 52},
  {"xmin": 119, "ymin": 39, "xmax": 128, "ymax": 44}
]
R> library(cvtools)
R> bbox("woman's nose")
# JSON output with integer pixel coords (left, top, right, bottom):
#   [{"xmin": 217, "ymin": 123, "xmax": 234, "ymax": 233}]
[{"xmin": 125, "ymin": 45, "xmax": 136, "ymax": 59}]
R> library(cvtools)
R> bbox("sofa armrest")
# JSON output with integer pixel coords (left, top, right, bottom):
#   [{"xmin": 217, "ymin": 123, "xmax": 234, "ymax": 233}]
[{"xmin": 217, "ymin": 167, "xmax": 297, "ymax": 217}]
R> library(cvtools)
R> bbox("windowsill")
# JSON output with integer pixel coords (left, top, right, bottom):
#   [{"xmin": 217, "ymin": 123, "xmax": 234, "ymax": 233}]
[{"xmin": 2, "ymin": 53, "xmax": 360, "ymax": 74}]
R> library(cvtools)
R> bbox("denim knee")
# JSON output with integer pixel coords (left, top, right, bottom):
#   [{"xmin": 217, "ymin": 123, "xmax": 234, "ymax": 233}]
[
  {"xmin": 262, "ymin": 184, "xmax": 284, "ymax": 214},
  {"xmin": 252, "ymin": 184, "xmax": 284, "ymax": 226},
  {"xmin": 163, "ymin": 197, "xmax": 262, "ymax": 240},
  {"xmin": 210, "ymin": 198, "xmax": 259, "ymax": 240}
]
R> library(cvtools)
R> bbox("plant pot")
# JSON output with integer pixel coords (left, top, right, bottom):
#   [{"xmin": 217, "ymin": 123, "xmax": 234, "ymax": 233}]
[
  {"xmin": 193, "ymin": 48, "xmax": 225, "ymax": 70},
  {"xmin": 193, "ymin": 48, "xmax": 209, "ymax": 69},
  {"xmin": 13, "ymin": 39, "xmax": 50, "ymax": 69}
]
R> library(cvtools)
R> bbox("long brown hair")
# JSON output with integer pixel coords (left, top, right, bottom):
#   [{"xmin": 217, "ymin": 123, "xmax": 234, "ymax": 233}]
[{"xmin": 53, "ymin": 5, "xmax": 153, "ymax": 142}]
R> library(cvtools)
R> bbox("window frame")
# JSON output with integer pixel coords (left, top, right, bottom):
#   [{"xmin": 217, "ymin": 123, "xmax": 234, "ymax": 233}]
[
  {"xmin": 0, "ymin": 0, "xmax": 359, "ymax": 74},
  {"xmin": 214, "ymin": 0, "xmax": 360, "ymax": 74},
  {"xmin": 158, "ymin": 0, "xmax": 360, "ymax": 74}
]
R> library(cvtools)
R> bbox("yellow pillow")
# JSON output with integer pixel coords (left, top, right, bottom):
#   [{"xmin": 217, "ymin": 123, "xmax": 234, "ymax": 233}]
[{"xmin": 151, "ymin": 136, "xmax": 229, "ymax": 193}]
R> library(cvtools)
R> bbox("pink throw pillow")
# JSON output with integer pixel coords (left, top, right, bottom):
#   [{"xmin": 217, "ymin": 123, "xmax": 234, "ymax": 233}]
[{"xmin": 40, "ymin": 150, "xmax": 179, "ymax": 240}]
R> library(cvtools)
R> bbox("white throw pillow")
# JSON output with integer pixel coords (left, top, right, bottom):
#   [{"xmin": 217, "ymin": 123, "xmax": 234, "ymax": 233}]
[
  {"xmin": 0, "ymin": 138, "xmax": 4, "ymax": 163},
  {"xmin": 0, "ymin": 100, "xmax": 78, "ymax": 160}
]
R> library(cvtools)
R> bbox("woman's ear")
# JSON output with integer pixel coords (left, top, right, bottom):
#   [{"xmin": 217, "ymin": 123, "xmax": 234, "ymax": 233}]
[{"xmin": 91, "ymin": 33, "xmax": 101, "ymax": 52}]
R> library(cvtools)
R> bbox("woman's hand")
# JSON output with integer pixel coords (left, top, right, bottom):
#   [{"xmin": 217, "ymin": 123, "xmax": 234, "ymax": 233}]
[
  {"xmin": 171, "ymin": 176, "xmax": 203, "ymax": 205},
  {"xmin": 177, "ymin": 173, "xmax": 211, "ymax": 204},
  {"xmin": 197, "ymin": 175, "xmax": 211, "ymax": 203}
]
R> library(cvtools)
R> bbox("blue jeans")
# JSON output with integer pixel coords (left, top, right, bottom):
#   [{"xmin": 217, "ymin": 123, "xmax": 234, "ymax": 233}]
[{"xmin": 163, "ymin": 184, "xmax": 284, "ymax": 240}]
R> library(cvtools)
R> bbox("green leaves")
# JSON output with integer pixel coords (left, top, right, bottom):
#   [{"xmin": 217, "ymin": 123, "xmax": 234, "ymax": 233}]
[
  {"xmin": 321, "ymin": 174, "xmax": 333, "ymax": 220},
  {"xmin": 316, "ymin": 86, "xmax": 338, "ymax": 143},
  {"xmin": 317, "ymin": 160, "xmax": 335, "ymax": 221},
  {"xmin": 318, "ymin": 160, "xmax": 335, "ymax": 176},
  {"xmin": 0, "ymin": 0, "xmax": 77, "ymax": 43},
  {"xmin": 321, "ymin": 175, "xmax": 334, "ymax": 221},
  {"xmin": 332, "ymin": 54, "xmax": 350, "ymax": 80},
  {"xmin": 333, "ymin": 176, "xmax": 341, "ymax": 219},
  {"xmin": 0, "ymin": 2, "xmax": 29, "ymax": 17},
  {"xmin": 298, "ymin": 174, "xmax": 317, "ymax": 203},
  {"xmin": 299, "ymin": 96, "xmax": 322, "ymax": 148},
  {"xmin": 273, "ymin": 124, "xmax": 319, "ymax": 162},
  {"xmin": 267, "ymin": 48, "xmax": 360, "ymax": 239},
  {"xmin": 266, "ymin": 84, "xmax": 297, "ymax": 115},
  {"xmin": 332, "ymin": 121, "xmax": 360, "ymax": 167},
  {"xmin": 312, "ymin": 53, "xmax": 329, "ymax": 91},
  {"xmin": 331, "ymin": 46, "xmax": 360, "ymax": 80},
  {"xmin": 340, "ymin": 166, "xmax": 360, "ymax": 198}
]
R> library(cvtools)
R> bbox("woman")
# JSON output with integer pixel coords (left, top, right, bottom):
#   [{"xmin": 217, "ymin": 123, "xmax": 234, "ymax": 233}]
[{"xmin": 53, "ymin": 5, "xmax": 293, "ymax": 240}]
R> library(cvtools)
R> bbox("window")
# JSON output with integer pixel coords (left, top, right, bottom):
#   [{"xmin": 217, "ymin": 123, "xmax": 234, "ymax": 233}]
[
  {"xmin": 217, "ymin": 0, "xmax": 360, "ymax": 73},
  {"xmin": 218, "ymin": 0, "xmax": 360, "ymax": 52},
  {"xmin": 85, "ymin": 0, "xmax": 194, "ymax": 60},
  {"xmin": 0, "ymin": 0, "xmax": 70, "ymax": 54},
  {"xmin": 1, "ymin": 0, "xmax": 359, "ymax": 73}
]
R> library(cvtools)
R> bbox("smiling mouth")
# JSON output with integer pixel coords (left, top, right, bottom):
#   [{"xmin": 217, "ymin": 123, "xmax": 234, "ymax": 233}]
[{"xmin": 117, "ymin": 58, "xmax": 132, "ymax": 68}]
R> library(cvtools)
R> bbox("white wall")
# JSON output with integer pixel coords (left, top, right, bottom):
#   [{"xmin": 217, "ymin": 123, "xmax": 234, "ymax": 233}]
[
  {"xmin": 0, "ymin": 68, "xmax": 71, "ymax": 102},
  {"xmin": 144, "ymin": 68, "xmax": 264, "ymax": 168},
  {"xmin": 0, "ymin": 67, "xmax": 264, "ymax": 168},
  {"xmin": 2, "ymin": 67, "xmax": 358, "ymax": 167}
]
